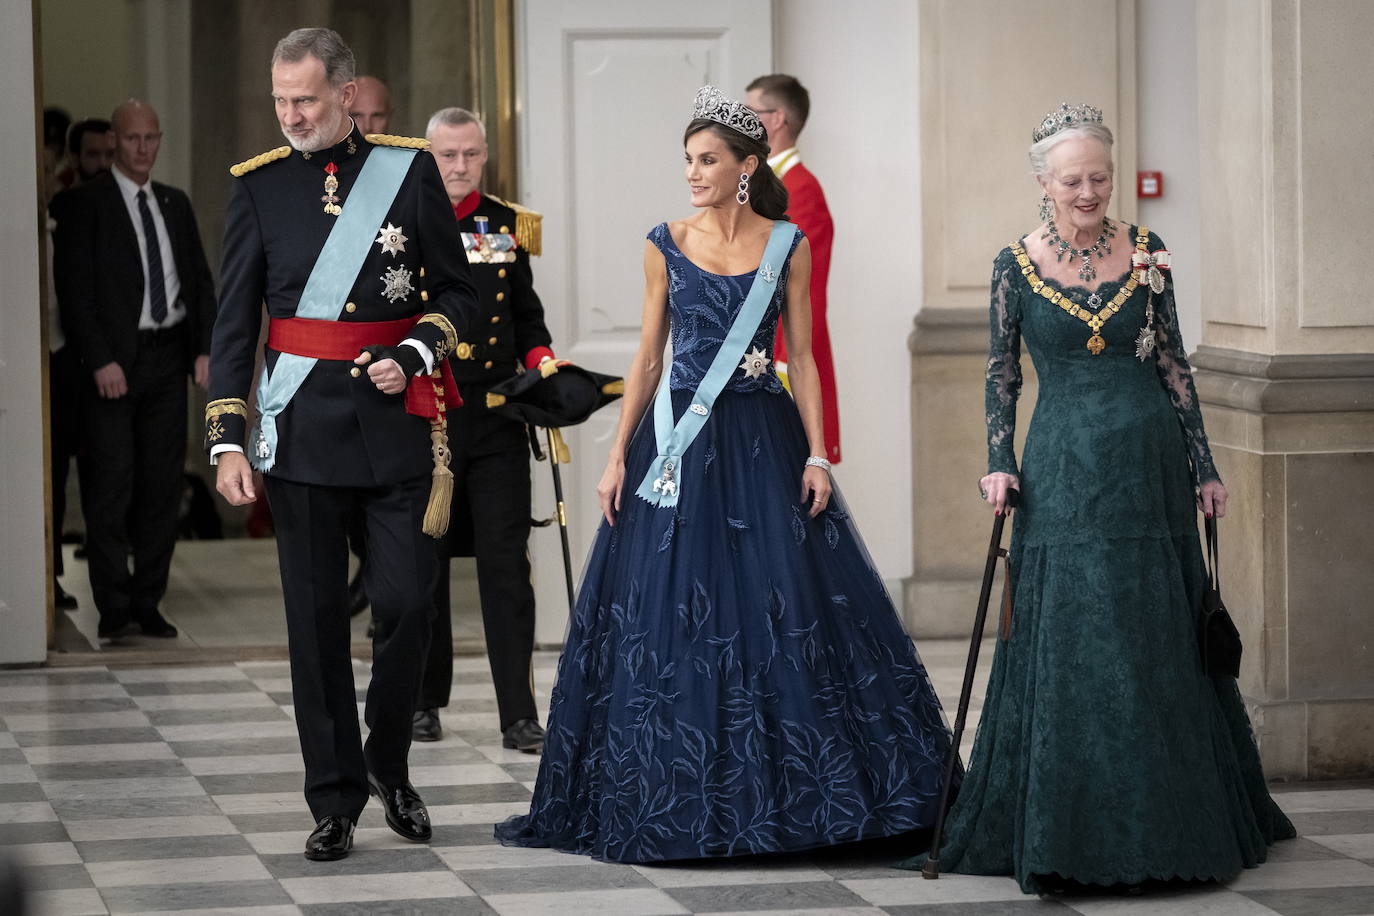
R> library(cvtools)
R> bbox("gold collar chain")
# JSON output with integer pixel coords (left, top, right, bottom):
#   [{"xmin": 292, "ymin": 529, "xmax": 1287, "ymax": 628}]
[{"xmin": 1012, "ymin": 227, "xmax": 1151, "ymax": 354}]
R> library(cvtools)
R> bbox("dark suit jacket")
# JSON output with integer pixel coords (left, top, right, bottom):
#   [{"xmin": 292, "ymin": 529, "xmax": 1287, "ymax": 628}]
[{"xmin": 52, "ymin": 171, "xmax": 217, "ymax": 374}]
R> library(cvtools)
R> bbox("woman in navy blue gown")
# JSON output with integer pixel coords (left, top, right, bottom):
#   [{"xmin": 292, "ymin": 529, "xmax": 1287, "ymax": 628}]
[{"xmin": 495, "ymin": 86, "xmax": 954, "ymax": 863}]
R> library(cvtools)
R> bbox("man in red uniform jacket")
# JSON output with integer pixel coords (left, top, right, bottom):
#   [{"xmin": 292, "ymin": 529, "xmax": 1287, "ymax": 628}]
[{"xmin": 746, "ymin": 74, "xmax": 840, "ymax": 463}]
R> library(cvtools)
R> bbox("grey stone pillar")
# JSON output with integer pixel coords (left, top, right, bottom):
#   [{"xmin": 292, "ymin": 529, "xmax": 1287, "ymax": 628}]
[{"xmin": 1193, "ymin": 0, "xmax": 1374, "ymax": 779}]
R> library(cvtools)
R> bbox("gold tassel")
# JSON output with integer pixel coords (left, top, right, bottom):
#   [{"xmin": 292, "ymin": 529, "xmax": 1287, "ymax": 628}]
[{"xmin": 422, "ymin": 374, "xmax": 453, "ymax": 537}]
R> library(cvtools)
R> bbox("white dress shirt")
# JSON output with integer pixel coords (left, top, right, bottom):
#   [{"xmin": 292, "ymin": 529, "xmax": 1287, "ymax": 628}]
[{"xmin": 112, "ymin": 164, "xmax": 184, "ymax": 329}]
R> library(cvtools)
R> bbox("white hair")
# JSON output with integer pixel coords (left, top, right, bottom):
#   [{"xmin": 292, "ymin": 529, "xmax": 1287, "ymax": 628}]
[
  {"xmin": 1028, "ymin": 123, "xmax": 1115, "ymax": 178},
  {"xmin": 425, "ymin": 107, "xmax": 486, "ymax": 139}
]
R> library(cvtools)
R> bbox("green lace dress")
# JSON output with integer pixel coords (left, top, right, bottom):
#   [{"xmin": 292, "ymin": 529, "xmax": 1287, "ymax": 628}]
[{"xmin": 899, "ymin": 228, "xmax": 1294, "ymax": 893}]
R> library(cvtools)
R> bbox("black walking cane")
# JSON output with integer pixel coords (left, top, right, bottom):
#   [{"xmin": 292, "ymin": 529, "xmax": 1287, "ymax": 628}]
[{"xmin": 922, "ymin": 487, "xmax": 1020, "ymax": 879}]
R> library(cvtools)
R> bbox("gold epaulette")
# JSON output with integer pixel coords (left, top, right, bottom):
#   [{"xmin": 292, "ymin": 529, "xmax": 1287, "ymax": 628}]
[
  {"xmin": 366, "ymin": 133, "xmax": 430, "ymax": 150},
  {"xmin": 229, "ymin": 146, "xmax": 291, "ymax": 177},
  {"xmin": 488, "ymin": 195, "xmax": 543, "ymax": 256}
]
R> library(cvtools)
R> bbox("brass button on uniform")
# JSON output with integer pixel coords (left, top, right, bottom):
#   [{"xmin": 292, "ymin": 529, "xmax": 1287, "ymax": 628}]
[
  {"xmin": 484, "ymin": 360, "xmax": 494, "ymax": 369},
  {"xmin": 345, "ymin": 302, "xmax": 357, "ymax": 313},
  {"xmin": 455, "ymin": 342, "xmax": 473, "ymax": 360},
  {"xmin": 350, "ymin": 367, "xmax": 361, "ymax": 378},
  {"xmin": 487, "ymin": 336, "xmax": 498, "ymax": 345},
  {"xmin": 490, "ymin": 315, "xmax": 500, "ymax": 324},
  {"xmin": 419, "ymin": 266, "xmax": 425, "ymax": 278},
  {"xmin": 499, "ymin": 225, "xmax": 509, "ymax": 233},
  {"xmin": 420, "ymin": 290, "xmax": 429, "ymax": 301},
  {"xmin": 495, "ymin": 292, "xmax": 505, "ymax": 302},
  {"xmin": 498, "ymin": 268, "xmax": 507, "ymax": 278}
]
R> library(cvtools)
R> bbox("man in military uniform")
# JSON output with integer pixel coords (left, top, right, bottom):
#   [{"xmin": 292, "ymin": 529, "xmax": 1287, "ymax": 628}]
[
  {"xmin": 207, "ymin": 29, "xmax": 477, "ymax": 862},
  {"xmin": 413, "ymin": 107, "xmax": 555, "ymax": 752}
]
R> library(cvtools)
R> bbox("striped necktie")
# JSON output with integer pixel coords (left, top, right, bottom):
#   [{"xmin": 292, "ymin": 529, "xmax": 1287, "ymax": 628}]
[{"xmin": 136, "ymin": 189, "xmax": 168, "ymax": 325}]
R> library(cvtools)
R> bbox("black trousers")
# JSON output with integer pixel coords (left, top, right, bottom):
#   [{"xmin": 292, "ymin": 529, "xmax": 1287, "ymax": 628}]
[
  {"xmin": 77, "ymin": 329, "xmax": 187, "ymax": 623},
  {"xmin": 420, "ymin": 405, "xmax": 537, "ymax": 730},
  {"xmin": 48, "ymin": 345, "xmax": 83, "ymax": 577},
  {"xmin": 266, "ymin": 473, "xmax": 436, "ymax": 822}
]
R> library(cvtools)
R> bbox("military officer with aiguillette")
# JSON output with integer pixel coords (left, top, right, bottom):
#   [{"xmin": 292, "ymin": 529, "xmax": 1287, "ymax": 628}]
[
  {"xmin": 206, "ymin": 28, "xmax": 478, "ymax": 862},
  {"xmin": 412, "ymin": 107, "xmax": 559, "ymax": 753}
]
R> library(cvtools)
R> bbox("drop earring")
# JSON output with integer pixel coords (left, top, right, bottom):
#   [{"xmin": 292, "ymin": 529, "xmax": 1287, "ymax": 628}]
[
  {"xmin": 1039, "ymin": 193, "xmax": 1052, "ymax": 223},
  {"xmin": 737, "ymin": 172, "xmax": 750, "ymax": 206}
]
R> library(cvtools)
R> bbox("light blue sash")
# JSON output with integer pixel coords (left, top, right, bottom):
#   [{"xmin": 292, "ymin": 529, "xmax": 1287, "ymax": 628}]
[
  {"xmin": 251, "ymin": 146, "xmax": 417, "ymax": 471},
  {"xmin": 635, "ymin": 220, "xmax": 797, "ymax": 508}
]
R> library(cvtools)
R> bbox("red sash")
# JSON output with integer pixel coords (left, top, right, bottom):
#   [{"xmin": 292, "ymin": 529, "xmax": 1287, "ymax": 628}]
[{"xmin": 267, "ymin": 317, "xmax": 462, "ymax": 417}]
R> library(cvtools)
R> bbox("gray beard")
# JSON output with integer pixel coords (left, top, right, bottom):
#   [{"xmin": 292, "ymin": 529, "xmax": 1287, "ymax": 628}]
[{"xmin": 282, "ymin": 109, "xmax": 345, "ymax": 153}]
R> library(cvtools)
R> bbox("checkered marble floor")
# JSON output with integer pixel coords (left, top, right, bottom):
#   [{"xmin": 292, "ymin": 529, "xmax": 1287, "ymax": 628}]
[{"xmin": 2, "ymin": 650, "xmax": 1373, "ymax": 915}]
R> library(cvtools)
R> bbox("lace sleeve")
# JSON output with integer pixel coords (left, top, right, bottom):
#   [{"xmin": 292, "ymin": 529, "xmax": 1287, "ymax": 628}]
[
  {"xmin": 1150, "ymin": 247, "xmax": 1220, "ymax": 486},
  {"xmin": 985, "ymin": 250, "xmax": 1022, "ymax": 476}
]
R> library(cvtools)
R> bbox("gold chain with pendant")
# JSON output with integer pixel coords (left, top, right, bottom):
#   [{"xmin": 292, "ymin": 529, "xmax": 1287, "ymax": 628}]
[{"xmin": 1012, "ymin": 226, "xmax": 1151, "ymax": 354}]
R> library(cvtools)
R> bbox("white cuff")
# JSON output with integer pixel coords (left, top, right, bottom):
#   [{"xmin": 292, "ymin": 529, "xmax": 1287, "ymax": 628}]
[
  {"xmin": 400, "ymin": 338, "xmax": 434, "ymax": 375},
  {"xmin": 209, "ymin": 443, "xmax": 243, "ymax": 465}
]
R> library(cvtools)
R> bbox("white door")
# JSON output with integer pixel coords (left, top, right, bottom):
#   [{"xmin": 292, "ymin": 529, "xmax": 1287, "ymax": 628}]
[
  {"xmin": 517, "ymin": 0, "xmax": 773, "ymax": 644},
  {"xmin": 0, "ymin": 1, "xmax": 50, "ymax": 665}
]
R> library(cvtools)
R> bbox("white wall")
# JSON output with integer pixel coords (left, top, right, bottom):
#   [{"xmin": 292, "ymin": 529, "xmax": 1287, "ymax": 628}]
[
  {"xmin": 1137, "ymin": 0, "xmax": 1201, "ymax": 352},
  {"xmin": 0, "ymin": 0, "xmax": 49, "ymax": 665},
  {"xmin": 773, "ymin": 0, "xmax": 918, "ymax": 585}
]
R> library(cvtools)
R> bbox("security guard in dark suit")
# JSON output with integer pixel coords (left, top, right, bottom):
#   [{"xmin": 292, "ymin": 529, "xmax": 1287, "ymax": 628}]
[
  {"xmin": 416, "ymin": 108, "xmax": 554, "ymax": 752},
  {"xmin": 207, "ymin": 29, "xmax": 478, "ymax": 863}
]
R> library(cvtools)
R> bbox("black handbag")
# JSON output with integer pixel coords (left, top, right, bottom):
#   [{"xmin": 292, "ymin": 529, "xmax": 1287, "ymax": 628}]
[{"xmin": 1200, "ymin": 516, "xmax": 1242, "ymax": 678}]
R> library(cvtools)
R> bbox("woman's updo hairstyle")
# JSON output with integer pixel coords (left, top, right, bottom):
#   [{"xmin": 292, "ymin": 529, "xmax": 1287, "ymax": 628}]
[
  {"xmin": 683, "ymin": 119, "xmax": 790, "ymax": 221},
  {"xmin": 1027, "ymin": 122, "xmax": 1116, "ymax": 179}
]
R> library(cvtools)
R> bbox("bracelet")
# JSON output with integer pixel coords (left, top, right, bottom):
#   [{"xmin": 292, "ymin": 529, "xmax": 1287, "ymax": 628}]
[{"xmin": 805, "ymin": 456, "xmax": 832, "ymax": 471}]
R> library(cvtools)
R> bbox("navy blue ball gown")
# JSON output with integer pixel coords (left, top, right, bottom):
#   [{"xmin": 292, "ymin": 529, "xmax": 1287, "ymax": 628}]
[{"xmin": 494, "ymin": 222, "xmax": 955, "ymax": 863}]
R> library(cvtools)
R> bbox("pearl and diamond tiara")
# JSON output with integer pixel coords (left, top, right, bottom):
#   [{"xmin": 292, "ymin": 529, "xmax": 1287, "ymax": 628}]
[
  {"xmin": 692, "ymin": 85, "xmax": 765, "ymax": 143},
  {"xmin": 1033, "ymin": 102, "xmax": 1104, "ymax": 144}
]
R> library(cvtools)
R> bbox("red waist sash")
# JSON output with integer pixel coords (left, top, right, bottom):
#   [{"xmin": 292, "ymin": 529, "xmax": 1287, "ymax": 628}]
[{"xmin": 267, "ymin": 317, "xmax": 461, "ymax": 417}]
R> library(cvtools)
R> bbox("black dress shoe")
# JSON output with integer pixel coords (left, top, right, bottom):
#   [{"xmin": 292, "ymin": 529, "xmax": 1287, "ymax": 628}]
[
  {"xmin": 97, "ymin": 614, "xmax": 136, "ymax": 639},
  {"xmin": 135, "ymin": 609, "xmax": 179, "ymax": 638},
  {"xmin": 412, "ymin": 708, "xmax": 442, "ymax": 742},
  {"xmin": 367, "ymin": 774, "xmax": 431, "ymax": 842},
  {"xmin": 54, "ymin": 583, "xmax": 78, "ymax": 610},
  {"xmin": 304, "ymin": 814, "xmax": 354, "ymax": 861},
  {"xmin": 348, "ymin": 568, "xmax": 369, "ymax": 617},
  {"xmin": 502, "ymin": 718, "xmax": 546, "ymax": 753}
]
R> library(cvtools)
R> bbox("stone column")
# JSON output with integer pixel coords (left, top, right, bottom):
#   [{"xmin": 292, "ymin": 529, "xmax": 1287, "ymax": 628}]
[
  {"xmin": 1192, "ymin": 0, "xmax": 1374, "ymax": 779},
  {"xmin": 907, "ymin": 0, "xmax": 1137, "ymax": 635}
]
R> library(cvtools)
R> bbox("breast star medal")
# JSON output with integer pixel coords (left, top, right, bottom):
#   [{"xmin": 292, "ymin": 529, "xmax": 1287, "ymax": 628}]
[
  {"xmin": 375, "ymin": 223, "xmax": 408, "ymax": 257},
  {"xmin": 380, "ymin": 265, "xmax": 414, "ymax": 303},
  {"xmin": 321, "ymin": 162, "xmax": 342, "ymax": 216},
  {"xmin": 739, "ymin": 347, "xmax": 770, "ymax": 379}
]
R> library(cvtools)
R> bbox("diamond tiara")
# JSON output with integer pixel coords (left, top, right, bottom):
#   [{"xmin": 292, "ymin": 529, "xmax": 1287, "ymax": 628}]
[
  {"xmin": 692, "ymin": 85, "xmax": 765, "ymax": 143},
  {"xmin": 1033, "ymin": 102, "xmax": 1105, "ymax": 144}
]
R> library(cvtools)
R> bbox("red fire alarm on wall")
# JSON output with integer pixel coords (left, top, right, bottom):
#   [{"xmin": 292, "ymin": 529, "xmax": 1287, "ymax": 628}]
[{"xmin": 1138, "ymin": 170, "xmax": 1163, "ymax": 198}]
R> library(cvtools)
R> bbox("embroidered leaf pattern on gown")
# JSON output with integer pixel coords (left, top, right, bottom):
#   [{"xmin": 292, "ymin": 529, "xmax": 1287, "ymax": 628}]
[{"xmin": 495, "ymin": 222, "xmax": 955, "ymax": 863}]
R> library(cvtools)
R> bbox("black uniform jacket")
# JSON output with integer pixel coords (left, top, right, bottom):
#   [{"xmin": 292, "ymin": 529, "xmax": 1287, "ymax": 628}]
[
  {"xmin": 52, "ymin": 172, "xmax": 217, "ymax": 373},
  {"xmin": 206, "ymin": 126, "xmax": 478, "ymax": 487},
  {"xmin": 448, "ymin": 193, "xmax": 553, "ymax": 389}
]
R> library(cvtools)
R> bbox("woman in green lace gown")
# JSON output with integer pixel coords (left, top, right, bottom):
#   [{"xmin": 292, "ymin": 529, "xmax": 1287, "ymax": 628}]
[{"xmin": 898, "ymin": 105, "xmax": 1294, "ymax": 894}]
